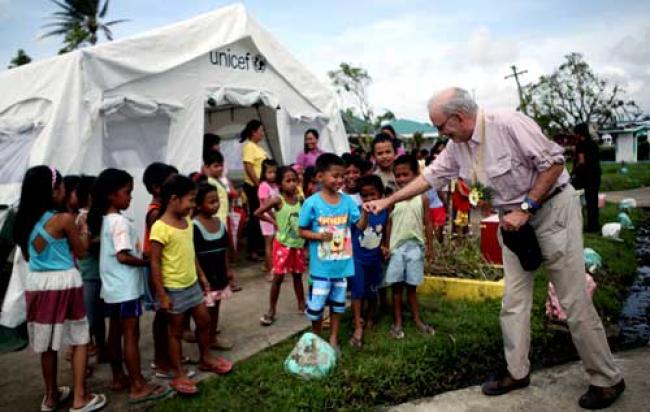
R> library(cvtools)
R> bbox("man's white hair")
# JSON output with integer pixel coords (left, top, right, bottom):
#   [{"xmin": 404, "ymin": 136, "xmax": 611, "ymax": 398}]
[{"xmin": 427, "ymin": 87, "xmax": 478, "ymax": 116}]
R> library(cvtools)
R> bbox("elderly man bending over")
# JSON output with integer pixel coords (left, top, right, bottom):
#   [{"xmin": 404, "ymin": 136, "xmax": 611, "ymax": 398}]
[{"xmin": 364, "ymin": 87, "xmax": 624, "ymax": 410}]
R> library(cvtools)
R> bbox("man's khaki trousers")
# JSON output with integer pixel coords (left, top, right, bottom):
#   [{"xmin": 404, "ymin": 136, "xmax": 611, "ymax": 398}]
[{"xmin": 499, "ymin": 185, "xmax": 621, "ymax": 387}]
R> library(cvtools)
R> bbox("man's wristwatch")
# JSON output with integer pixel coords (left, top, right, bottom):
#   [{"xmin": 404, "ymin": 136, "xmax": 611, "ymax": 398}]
[{"xmin": 520, "ymin": 196, "xmax": 541, "ymax": 214}]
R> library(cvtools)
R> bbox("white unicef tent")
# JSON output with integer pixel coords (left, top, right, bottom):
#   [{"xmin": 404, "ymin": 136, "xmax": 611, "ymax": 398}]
[{"xmin": 0, "ymin": 3, "xmax": 348, "ymax": 327}]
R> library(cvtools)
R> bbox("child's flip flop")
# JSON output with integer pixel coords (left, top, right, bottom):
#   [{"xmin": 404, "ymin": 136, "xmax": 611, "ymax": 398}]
[
  {"xmin": 170, "ymin": 378, "xmax": 199, "ymax": 396},
  {"xmin": 40, "ymin": 386, "xmax": 71, "ymax": 412},
  {"xmin": 199, "ymin": 357, "xmax": 233, "ymax": 375},
  {"xmin": 416, "ymin": 323, "xmax": 436, "ymax": 335},
  {"xmin": 69, "ymin": 393, "xmax": 107, "ymax": 412},
  {"xmin": 128, "ymin": 384, "xmax": 173, "ymax": 404},
  {"xmin": 260, "ymin": 313, "xmax": 275, "ymax": 326}
]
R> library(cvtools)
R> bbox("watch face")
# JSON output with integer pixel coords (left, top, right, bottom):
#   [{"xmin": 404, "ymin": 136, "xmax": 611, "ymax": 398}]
[{"xmin": 521, "ymin": 202, "xmax": 529, "ymax": 211}]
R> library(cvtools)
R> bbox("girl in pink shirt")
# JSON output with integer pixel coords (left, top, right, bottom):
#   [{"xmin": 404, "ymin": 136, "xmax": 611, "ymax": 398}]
[{"xmin": 257, "ymin": 159, "xmax": 279, "ymax": 276}]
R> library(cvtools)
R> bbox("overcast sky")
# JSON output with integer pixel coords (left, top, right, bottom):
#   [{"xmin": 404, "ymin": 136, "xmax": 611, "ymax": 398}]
[{"xmin": 1, "ymin": 0, "xmax": 649, "ymax": 122}]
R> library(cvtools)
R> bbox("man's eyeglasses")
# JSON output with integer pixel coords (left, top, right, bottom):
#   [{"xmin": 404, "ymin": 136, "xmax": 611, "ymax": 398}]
[{"xmin": 434, "ymin": 114, "xmax": 457, "ymax": 132}]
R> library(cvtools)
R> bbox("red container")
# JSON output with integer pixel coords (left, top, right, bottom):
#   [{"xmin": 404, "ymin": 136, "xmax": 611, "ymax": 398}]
[{"xmin": 480, "ymin": 214, "xmax": 503, "ymax": 266}]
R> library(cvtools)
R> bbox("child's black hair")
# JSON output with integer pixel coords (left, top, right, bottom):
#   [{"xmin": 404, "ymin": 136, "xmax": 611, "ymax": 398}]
[
  {"xmin": 195, "ymin": 182, "xmax": 218, "ymax": 209},
  {"xmin": 203, "ymin": 133, "xmax": 221, "ymax": 150},
  {"xmin": 344, "ymin": 155, "xmax": 365, "ymax": 172},
  {"xmin": 88, "ymin": 168, "xmax": 133, "ymax": 237},
  {"xmin": 159, "ymin": 174, "xmax": 197, "ymax": 216},
  {"xmin": 259, "ymin": 159, "xmax": 278, "ymax": 183},
  {"xmin": 358, "ymin": 174, "xmax": 384, "ymax": 195},
  {"xmin": 303, "ymin": 166, "xmax": 317, "ymax": 194},
  {"xmin": 315, "ymin": 152, "xmax": 344, "ymax": 173},
  {"xmin": 76, "ymin": 175, "xmax": 96, "ymax": 210},
  {"xmin": 143, "ymin": 162, "xmax": 178, "ymax": 195},
  {"xmin": 13, "ymin": 166, "xmax": 63, "ymax": 259},
  {"xmin": 380, "ymin": 124, "xmax": 397, "ymax": 138},
  {"xmin": 393, "ymin": 154, "xmax": 420, "ymax": 174},
  {"xmin": 203, "ymin": 148, "xmax": 224, "ymax": 166},
  {"xmin": 372, "ymin": 132, "xmax": 397, "ymax": 154},
  {"xmin": 276, "ymin": 166, "xmax": 298, "ymax": 194},
  {"xmin": 63, "ymin": 175, "xmax": 80, "ymax": 209}
]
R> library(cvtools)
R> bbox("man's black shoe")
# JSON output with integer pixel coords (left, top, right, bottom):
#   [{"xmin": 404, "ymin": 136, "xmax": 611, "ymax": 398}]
[
  {"xmin": 481, "ymin": 371, "xmax": 530, "ymax": 396},
  {"xmin": 578, "ymin": 379, "xmax": 625, "ymax": 410}
]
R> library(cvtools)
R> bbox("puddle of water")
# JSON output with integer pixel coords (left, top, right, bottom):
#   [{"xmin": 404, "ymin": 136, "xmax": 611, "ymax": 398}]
[{"xmin": 619, "ymin": 224, "xmax": 650, "ymax": 345}]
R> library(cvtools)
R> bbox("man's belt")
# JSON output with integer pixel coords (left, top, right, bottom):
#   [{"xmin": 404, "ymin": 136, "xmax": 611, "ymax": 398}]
[{"xmin": 543, "ymin": 184, "xmax": 568, "ymax": 203}]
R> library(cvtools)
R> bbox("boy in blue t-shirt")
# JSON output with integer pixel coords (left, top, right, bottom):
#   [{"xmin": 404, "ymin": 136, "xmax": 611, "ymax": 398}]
[
  {"xmin": 349, "ymin": 175, "xmax": 388, "ymax": 348},
  {"xmin": 299, "ymin": 153, "xmax": 367, "ymax": 349}
]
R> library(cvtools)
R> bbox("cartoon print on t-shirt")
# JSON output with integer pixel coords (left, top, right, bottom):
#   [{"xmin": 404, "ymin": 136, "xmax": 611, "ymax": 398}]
[
  {"xmin": 317, "ymin": 214, "xmax": 352, "ymax": 260},
  {"xmin": 359, "ymin": 224, "xmax": 383, "ymax": 250}
]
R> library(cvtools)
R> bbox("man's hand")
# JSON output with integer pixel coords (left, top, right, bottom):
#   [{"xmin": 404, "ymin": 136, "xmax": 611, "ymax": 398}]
[
  {"xmin": 320, "ymin": 232, "xmax": 333, "ymax": 242},
  {"xmin": 501, "ymin": 209, "xmax": 531, "ymax": 231},
  {"xmin": 363, "ymin": 198, "xmax": 391, "ymax": 214}
]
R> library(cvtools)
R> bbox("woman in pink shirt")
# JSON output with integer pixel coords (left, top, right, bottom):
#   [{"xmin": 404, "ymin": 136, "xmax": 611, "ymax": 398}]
[{"xmin": 295, "ymin": 129, "xmax": 323, "ymax": 168}]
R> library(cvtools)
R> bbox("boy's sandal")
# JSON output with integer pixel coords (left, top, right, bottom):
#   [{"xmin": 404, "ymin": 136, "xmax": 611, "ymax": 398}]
[
  {"xmin": 198, "ymin": 357, "xmax": 233, "ymax": 375},
  {"xmin": 348, "ymin": 335, "xmax": 363, "ymax": 349},
  {"xmin": 170, "ymin": 378, "xmax": 199, "ymax": 396},
  {"xmin": 260, "ymin": 313, "xmax": 275, "ymax": 326},
  {"xmin": 230, "ymin": 284, "xmax": 243, "ymax": 292},
  {"xmin": 154, "ymin": 368, "xmax": 197, "ymax": 379},
  {"xmin": 416, "ymin": 323, "xmax": 436, "ymax": 336},
  {"xmin": 69, "ymin": 393, "xmax": 107, "ymax": 412},
  {"xmin": 389, "ymin": 325, "xmax": 405, "ymax": 340},
  {"xmin": 40, "ymin": 386, "xmax": 71, "ymax": 412},
  {"xmin": 128, "ymin": 384, "xmax": 172, "ymax": 405}
]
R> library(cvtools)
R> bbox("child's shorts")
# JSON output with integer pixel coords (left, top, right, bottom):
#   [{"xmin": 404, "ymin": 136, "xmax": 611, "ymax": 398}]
[
  {"xmin": 385, "ymin": 240, "xmax": 424, "ymax": 286},
  {"xmin": 305, "ymin": 277, "xmax": 348, "ymax": 321},
  {"xmin": 429, "ymin": 207, "xmax": 446, "ymax": 226},
  {"xmin": 104, "ymin": 298, "xmax": 142, "ymax": 319},
  {"xmin": 260, "ymin": 220, "xmax": 276, "ymax": 237},
  {"xmin": 350, "ymin": 260, "xmax": 382, "ymax": 300},
  {"xmin": 164, "ymin": 282, "xmax": 204, "ymax": 315},
  {"xmin": 272, "ymin": 239, "xmax": 307, "ymax": 275}
]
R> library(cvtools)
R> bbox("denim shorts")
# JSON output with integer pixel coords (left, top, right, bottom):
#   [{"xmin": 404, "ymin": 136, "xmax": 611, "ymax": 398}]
[
  {"xmin": 385, "ymin": 240, "xmax": 424, "ymax": 286},
  {"xmin": 104, "ymin": 298, "xmax": 143, "ymax": 319},
  {"xmin": 305, "ymin": 277, "xmax": 348, "ymax": 321}
]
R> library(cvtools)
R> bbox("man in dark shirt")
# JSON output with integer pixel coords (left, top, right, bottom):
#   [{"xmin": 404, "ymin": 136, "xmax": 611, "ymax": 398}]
[{"xmin": 572, "ymin": 123, "xmax": 601, "ymax": 232}]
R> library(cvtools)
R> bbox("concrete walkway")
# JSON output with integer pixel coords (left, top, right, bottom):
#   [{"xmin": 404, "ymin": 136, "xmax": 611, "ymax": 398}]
[
  {"xmin": 393, "ymin": 346, "xmax": 650, "ymax": 412},
  {"xmin": 0, "ymin": 261, "xmax": 310, "ymax": 412},
  {"xmin": 604, "ymin": 187, "xmax": 650, "ymax": 208}
]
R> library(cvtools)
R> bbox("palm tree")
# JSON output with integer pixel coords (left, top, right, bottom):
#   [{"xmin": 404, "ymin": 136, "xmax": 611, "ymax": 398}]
[{"xmin": 41, "ymin": 0, "xmax": 128, "ymax": 49}]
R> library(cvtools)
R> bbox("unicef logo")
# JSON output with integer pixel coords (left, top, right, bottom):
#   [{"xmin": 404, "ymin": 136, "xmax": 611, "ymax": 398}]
[
  {"xmin": 209, "ymin": 49, "xmax": 267, "ymax": 74},
  {"xmin": 253, "ymin": 54, "xmax": 267, "ymax": 73}
]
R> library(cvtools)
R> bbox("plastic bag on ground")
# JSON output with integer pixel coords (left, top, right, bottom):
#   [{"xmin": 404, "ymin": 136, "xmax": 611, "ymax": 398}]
[
  {"xmin": 546, "ymin": 273, "xmax": 597, "ymax": 322},
  {"xmin": 583, "ymin": 248, "xmax": 602, "ymax": 274},
  {"xmin": 602, "ymin": 223, "xmax": 622, "ymax": 240},
  {"xmin": 284, "ymin": 332, "xmax": 337, "ymax": 379},
  {"xmin": 618, "ymin": 212, "xmax": 634, "ymax": 229},
  {"xmin": 619, "ymin": 198, "xmax": 637, "ymax": 211}
]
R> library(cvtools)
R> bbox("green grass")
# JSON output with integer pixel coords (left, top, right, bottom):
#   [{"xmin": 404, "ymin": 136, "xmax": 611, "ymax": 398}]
[
  {"xmin": 600, "ymin": 162, "xmax": 650, "ymax": 191},
  {"xmin": 155, "ymin": 203, "xmax": 644, "ymax": 411}
]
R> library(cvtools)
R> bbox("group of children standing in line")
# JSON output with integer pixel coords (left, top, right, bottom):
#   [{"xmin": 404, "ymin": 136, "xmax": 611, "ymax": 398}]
[
  {"xmin": 253, "ymin": 132, "xmax": 439, "ymax": 349},
  {"xmin": 13, "ymin": 130, "xmax": 441, "ymax": 410}
]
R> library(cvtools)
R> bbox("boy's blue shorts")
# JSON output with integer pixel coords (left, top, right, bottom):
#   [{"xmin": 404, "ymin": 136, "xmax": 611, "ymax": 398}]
[
  {"xmin": 305, "ymin": 277, "xmax": 347, "ymax": 321},
  {"xmin": 351, "ymin": 260, "xmax": 383, "ymax": 300},
  {"xmin": 385, "ymin": 240, "xmax": 424, "ymax": 286}
]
